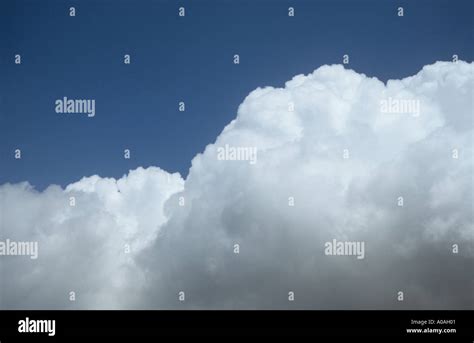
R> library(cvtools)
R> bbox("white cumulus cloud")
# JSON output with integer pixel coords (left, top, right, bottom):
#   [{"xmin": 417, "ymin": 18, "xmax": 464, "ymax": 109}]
[{"xmin": 1, "ymin": 61, "xmax": 473, "ymax": 309}]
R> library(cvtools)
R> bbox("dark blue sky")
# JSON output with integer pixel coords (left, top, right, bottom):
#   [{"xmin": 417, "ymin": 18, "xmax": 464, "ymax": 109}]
[{"xmin": 1, "ymin": 0, "xmax": 472, "ymax": 190}]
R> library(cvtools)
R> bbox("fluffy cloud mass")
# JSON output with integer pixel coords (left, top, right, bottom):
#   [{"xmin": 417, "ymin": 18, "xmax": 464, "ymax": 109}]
[{"xmin": 1, "ymin": 61, "xmax": 473, "ymax": 309}]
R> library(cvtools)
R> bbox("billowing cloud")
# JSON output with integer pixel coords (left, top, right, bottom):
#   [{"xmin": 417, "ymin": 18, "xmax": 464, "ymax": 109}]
[
  {"xmin": 0, "ymin": 167, "xmax": 184, "ymax": 308},
  {"xmin": 1, "ymin": 61, "xmax": 473, "ymax": 309}
]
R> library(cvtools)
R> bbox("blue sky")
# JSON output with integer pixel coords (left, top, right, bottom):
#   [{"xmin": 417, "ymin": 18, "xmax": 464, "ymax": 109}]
[{"xmin": 1, "ymin": 0, "xmax": 472, "ymax": 190}]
